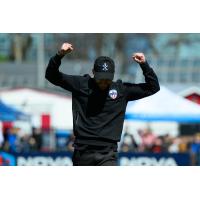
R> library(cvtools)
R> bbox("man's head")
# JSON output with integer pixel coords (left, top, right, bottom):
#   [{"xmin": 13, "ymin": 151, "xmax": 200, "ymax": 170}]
[{"xmin": 93, "ymin": 56, "xmax": 115, "ymax": 90}]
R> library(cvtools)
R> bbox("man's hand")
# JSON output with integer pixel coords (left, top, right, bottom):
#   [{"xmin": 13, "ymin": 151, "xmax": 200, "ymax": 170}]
[
  {"xmin": 58, "ymin": 42, "xmax": 73, "ymax": 57},
  {"xmin": 132, "ymin": 53, "xmax": 146, "ymax": 64}
]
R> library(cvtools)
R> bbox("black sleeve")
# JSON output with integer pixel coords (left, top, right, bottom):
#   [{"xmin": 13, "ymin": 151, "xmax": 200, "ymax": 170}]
[
  {"xmin": 45, "ymin": 54, "xmax": 81, "ymax": 92},
  {"xmin": 124, "ymin": 61, "xmax": 160, "ymax": 101}
]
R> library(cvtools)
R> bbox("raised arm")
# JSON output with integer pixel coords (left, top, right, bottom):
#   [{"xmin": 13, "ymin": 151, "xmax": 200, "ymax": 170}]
[
  {"xmin": 124, "ymin": 53, "xmax": 160, "ymax": 101},
  {"xmin": 45, "ymin": 43, "xmax": 80, "ymax": 92}
]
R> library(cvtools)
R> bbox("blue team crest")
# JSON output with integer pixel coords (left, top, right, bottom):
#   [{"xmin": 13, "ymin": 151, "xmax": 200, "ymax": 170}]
[{"xmin": 109, "ymin": 89, "xmax": 118, "ymax": 99}]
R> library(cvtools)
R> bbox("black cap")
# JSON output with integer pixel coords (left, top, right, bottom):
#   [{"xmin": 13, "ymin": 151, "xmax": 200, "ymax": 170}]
[{"xmin": 93, "ymin": 56, "xmax": 115, "ymax": 80}]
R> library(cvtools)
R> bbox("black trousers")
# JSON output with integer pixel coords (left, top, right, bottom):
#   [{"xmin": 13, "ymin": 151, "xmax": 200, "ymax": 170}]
[{"xmin": 72, "ymin": 149, "xmax": 118, "ymax": 166}]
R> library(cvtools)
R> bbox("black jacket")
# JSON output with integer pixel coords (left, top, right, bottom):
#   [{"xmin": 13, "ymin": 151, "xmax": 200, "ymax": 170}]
[{"xmin": 45, "ymin": 54, "xmax": 160, "ymax": 147}]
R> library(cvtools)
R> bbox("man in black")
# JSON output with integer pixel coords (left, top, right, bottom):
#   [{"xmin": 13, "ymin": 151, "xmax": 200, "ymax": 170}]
[{"xmin": 45, "ymin": 42, "xmax": 160, "ymax": 166}]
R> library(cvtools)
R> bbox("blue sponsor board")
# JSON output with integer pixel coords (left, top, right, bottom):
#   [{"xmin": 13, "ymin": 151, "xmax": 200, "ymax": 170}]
[
  {"xmin": 15, "ymin": 152, "xmax": 73, "ymax": 166},
  {"xmin": 118, "ymin": 152, "xmax": 191, "ymax": 166},
  {"xmin": 0, "ymin": 152, "xmax": 16, "ymax": 166},
  {"xmin": 0, "ymin": 152, "xmax": 191, "ymax": 166}
]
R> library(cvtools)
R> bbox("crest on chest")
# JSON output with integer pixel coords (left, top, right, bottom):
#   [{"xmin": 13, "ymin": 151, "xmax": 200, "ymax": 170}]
[{"xmin": 109, "ymin": 89, "xmax": 118, "ymax": 99}]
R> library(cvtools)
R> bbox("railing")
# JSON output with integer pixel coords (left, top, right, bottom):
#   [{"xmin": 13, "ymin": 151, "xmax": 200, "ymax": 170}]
[{"xmin": 0, "ymin": 58, "xmax": 200, "ymax": 90}]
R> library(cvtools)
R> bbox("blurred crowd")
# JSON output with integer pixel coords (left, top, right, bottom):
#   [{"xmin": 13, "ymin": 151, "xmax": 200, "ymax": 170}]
[
  {"xmin": 1, "ymin": 126, "xmax": 200, "ymax": 165},
  {"xmin": 120, "ymin": 129, "xmax": 200, "ymax": 153},
  {"xmin": 0, "ymin": 127, "xmax": 74, "ymax": 153},
  {"xmin": 120, "ymin": 128, "xmax": 200, "ymax": 165}
]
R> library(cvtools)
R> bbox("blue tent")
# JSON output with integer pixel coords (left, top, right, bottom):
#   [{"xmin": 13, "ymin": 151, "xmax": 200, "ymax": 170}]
[{"xmin": 0, "ymin": 101, "xmax": 29, "ymax": 121}]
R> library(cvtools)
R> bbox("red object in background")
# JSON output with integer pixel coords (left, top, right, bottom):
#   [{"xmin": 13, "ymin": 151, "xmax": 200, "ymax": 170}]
[
  {"xmin": 185, "ymin": 93, "xmax": 200, "ymax": 105},
  {"xmin": 41, "ymin": 114, "xmax": 51, "ymax": 130},
  {"xmin": 2, "ymin": 121, "xmax": 13, "ymax": 133},
  {"xmin": 0, "ymin": 156, "xmax": 3, "ymax": 165},
  {"xmin": 0, "ymin": 156, "xmax": 10, "ymax": 166},
  {"xmin": 151, "ymin": 145, "xmax": 162, "ymax": 153}
]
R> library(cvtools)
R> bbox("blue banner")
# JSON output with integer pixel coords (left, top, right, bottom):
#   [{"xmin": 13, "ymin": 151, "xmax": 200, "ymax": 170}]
[
  {"xmin": 0, "ymin": 151, "xmax": 191, "ymax": 166},
  {"xmin": 0, "ymin": 152, "xmax": 16, "ymax": 166},
  {"xmin": 118, "ymin": 152, "xmax": 191, "ymax": 166},
  {"xmin": 15, "ymin": 152, "xmax": 73, "ymax": 166}
]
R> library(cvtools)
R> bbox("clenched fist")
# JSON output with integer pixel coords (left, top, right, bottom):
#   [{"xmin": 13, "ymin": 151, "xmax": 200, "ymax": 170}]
[
  {"xmin": 58, "ymin": 42, "xmax": 73, "ymax": 57},
  {"xmin": 132, "ymin": 53, "xmax": 146, "ymax": 64}
]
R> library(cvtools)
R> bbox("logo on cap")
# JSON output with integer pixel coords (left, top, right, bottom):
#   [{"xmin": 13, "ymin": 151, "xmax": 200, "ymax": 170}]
[
  {"xmin": 109, "ymin": 89, "xmax": 118, "ymax": 99},
  {"xmin": 102, "ymin": 62, "xmax": 108, "ymax": 71}
]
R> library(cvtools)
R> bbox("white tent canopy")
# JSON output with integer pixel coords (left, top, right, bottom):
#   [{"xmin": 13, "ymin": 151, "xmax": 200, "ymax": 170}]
[
  {"xmin": 0, "ymin": 88, "xmax": 73, "ymax": 130},
  {"xmin": 125, "ymin": 86, "xmax": 200, "ymax": 122}
]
